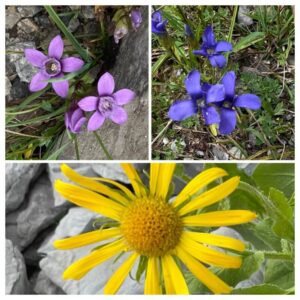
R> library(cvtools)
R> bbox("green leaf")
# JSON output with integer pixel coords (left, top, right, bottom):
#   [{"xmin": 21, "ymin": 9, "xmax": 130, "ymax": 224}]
[
  {"xmin": 152, "ymin": 53, "xmax": 170, "ymax": 76},
  {"xmin": 253, "ymin": 164, "xmax": 294, "ymax": 198},
  {"xmin": 233, "ymin": 32, "xmax": 266, "ymax": 52},
  {"xmin": 45, "ymin": 142, "xmax": 70, "ymax": 160},
  {"xmin": 41, "ymin": 100, "xmax": 53, "ymax": 112},
  {"xmin": 232, "ymin": 284, "xmax": 287, "ymax": 294},
  {"xmin": 44, "ymin": 5, "xmax": 91, "ymax": 62},
  {"xmin": 135, "ymin": 255, "xmax": 147, "ymax": 282}
]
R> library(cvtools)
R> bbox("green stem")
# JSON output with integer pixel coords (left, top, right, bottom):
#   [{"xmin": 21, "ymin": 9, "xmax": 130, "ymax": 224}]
[
  {"xmin": 225, "ymin": 6, "xmax": 238, "ymax": 61},
  {"xmin": 74, "ymin": 136, "xmax": 80, "ymax": 160},
  {"xmin": 93, "ymin": 131, "xmax": 113, "ymax": 160},
  {"xmin": 244, "ymin": 250, "xmax": 293, "ymax": 261}
]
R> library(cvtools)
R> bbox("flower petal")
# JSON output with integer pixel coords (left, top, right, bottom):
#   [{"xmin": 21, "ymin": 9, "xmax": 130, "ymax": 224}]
[
  {"xmin": 154, "ymin": 164, "xmax": 176, "ymax": 201},
  {"xmin": 24, "ymin": 49, "xmax": 47, "ymax": 68},
  {"xmin": 202, "ymin": 106, "xmax": 220, "ymax": 125},
  {"xmin": 113, "ymin": 89, "xmax": 135, "ymax": 105},
  {"xmin": 209, "ymin": 54, "xmax": 227, "ymax": 68},
  {"xmin": 168, "ymin": 99, "xmax": 198, "ymax": 121},
  {"xmin": 73, "ymin": 117, "xmax": 86, "ymax": 133},
  {"xmin": 87, "ymin": 111, "xmax": 105, "ymax": 131},
  {"xmin": 70, "ymin": 107, "xmax": 84, "ymax": 127},
  {"xmin": 144, "ymin": 257, "xmax": 161, "ymax": 294},
  {"xmin": 221, "ymin": 71, "xmax": 236, "ymax": 99},
  {"xmin": 202, "ymin": 25, "xmax": 216, "ymax": 47},
  {"xmin": 193, "ymin": 48, "xmax": 208, "ymax": 57},
  {"xmin": 219, "ymin": 108, "xmax": 236, "ymax": 135},
  {"xmin": 61, "ymin": 57, "xmax": 84, "ymax": 73},
  {"xmin": 234, "ymin": 94, "xmax": 261, "ymax": 110},
  {"xmin": 215, "ymin": 41, "xmax": 232, "ymax": 53},
  {"xmin": 48, "ymin": 35, "xmax": 64, "ymax": 59},
  {"xmin": 98, "ymin": 72, "xmax": 115, "ymax": 96},
  {"xmin": 206, "ymin": 84, "xmax": 225, "ymax": 103},
  {"xmin": 109, "ymin": 106, "xmax": 128, "ymax": 124},
  {"xmin": 185, "ymin": 70, "xmax": 202, "ymax": 99},
  {"xmin": 78, "ymin": 96, "xmax": 98, "ymax": 112},
  {"xmin": 182, "ymin": 210, "xmax": 257, "ymax": 227},
  {"xmin": 52, "ymin": 77, "xmax": 69, "ymax": 98},
  {"xmin": 104, "ymin": 253, "xmax": 139, "ymax": 294},
  {"xmin": 29, "ymin": 71, "xmax": 49, "ymax": 92}
]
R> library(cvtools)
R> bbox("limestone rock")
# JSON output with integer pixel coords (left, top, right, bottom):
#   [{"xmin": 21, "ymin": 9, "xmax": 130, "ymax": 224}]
[{"xmin": 33, "ymin": 271, "xmax": 65, "ymax": 294}]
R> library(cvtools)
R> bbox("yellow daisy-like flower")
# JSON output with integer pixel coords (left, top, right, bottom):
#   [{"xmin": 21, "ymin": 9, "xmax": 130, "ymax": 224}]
[{"xmin": 54, "ymin": 163, "xmax": 256, "ymax": 295}]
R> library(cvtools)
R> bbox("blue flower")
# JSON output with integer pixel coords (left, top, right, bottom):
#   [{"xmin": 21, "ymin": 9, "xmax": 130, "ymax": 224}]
[
  {"xmin": 152, "ymin": 11, "xmax": 168, "ymax": 35},
  {"xmin": 184, "ymin": 24, "xmax": 194, "ymax": 38},
  {"xmin": 193, "ymin": 26, "xmax": 232, "ymax": 68}
]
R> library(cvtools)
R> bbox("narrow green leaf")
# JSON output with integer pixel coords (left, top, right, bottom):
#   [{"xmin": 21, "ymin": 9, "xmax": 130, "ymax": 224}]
[
  {"xmin": 152, "ymin": 53, "xmax": 170, "ymax": 76},
  {"xmin": 46, "ymin": 142, "xmax": 70, "ymax": 160},
  {"xmin": 232, "ymin": 284, "xmax": 287, "ymax": 295},
  {"xmin": 233, "ymin": 32, "xmax": 266, "ymax": 52}
]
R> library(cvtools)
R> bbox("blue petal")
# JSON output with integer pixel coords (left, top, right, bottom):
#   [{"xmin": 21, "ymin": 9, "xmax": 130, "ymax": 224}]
[
  {"xmin": 209, "ymin": 54, "xmax": 227, "ymax": 68},
  {"xmin": 206, "ymin": 84, "xmax": 225, "ymax": 103},
  {"xmin": 201, "ymin": 82, "xmax": 212, "ymax": 94},
  {"xmin": 193, "ymin": 47, "xmax": 208, "ymax": 57},
  {"xmin": 152, "ymin": 11, "xmax": 162, "ymax": 23},
  {"xmin": 219, "ymin": 108, "xmax": 237, "ymax": 135},
  {"xmin": 215, "ymin": 41, "xmax": 232, "ymax": 53},
  {"xmin": 234, "ymin": 94, "xmax": 261, "ymax": 110},
  {"xmin": 202, "ymin": 106, "xmax": 220, "ymax": 125},
  {"xmin": 185, "ymin": 70, "xmax": 202, "ymax": 99},
  {"xmin": 184, "ymin": 24, "xmax": 194, "ymax": 38},
  {"xmin": 221, "ymin": 71, "xmax": 236, "ymax": 99},
  {"xmin": 168, "ymin": 99, "xmax": 198, "ymax": 121},
  {"xmin": 202, "ymin": 25, "xmax": 216, "ymax": 47}
]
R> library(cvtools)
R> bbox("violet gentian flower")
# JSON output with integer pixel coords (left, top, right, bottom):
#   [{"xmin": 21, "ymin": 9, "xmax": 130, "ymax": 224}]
[
  {"xmin": 152, "ymin": 11, "xmax": 168, "ymax": 35},
  {"xmin": 218, "ymin": 71, "xmax": 261, "ymax": 134},
  {"xmin": 168, "ymin": 70, "xmax": 224, "ymax": 124},
  {"xmin": 25, "ymin": 35, "xmax": 84, "ymax": 98},
  {"xmin": 78, "ymin": 72, "xmax": 135, "ymax": 131},
  {"xmin": 65, "ymin": 105, "xmax": 86, "ymax": 134},
  {"xmin": 131, "ymin": 9, "xmax": 142, "ymax": 31},
  {"xmin": 193, "ymin": 26, "xmax": 232, "ymax": 68}
]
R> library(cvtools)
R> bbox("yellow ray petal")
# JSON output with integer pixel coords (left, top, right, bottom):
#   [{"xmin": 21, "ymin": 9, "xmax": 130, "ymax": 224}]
[
  {"xmin": 179, "ymin": 176, "xmax": 240, "ymax": 216},
  {"xmin": 176, "ymin": 246, "xmax": 232, "ymax": 294},
  {"xmin": 182, "ymin": 210, "xmax": 257, "ymax": 227},
  {"xmin": 63, "ymin": 239, "xmax": 125, "ymax": 280},
  {"xmin": 180, "ymin": 233, "xmax": 242, "ymax": 269},
  {"xmin": 121, "ymin": 163, "xmax": 146, "ymax": 197},
  {"xmin": 61, "ymin": 164, "xmax": 130, "ymax": 206},
  {"xmin": 55, "ymin": 180, "xmax": 123, "ymax": 221},
  {"xmin": 53, "ymin": 227, "xmax": 121, "ymax": 250},
  {"xmin": 155, "ymin": 163, "xmax": 176, "ymax": 201},
  {"xmin": 144, "ymin": 257, "xmax": 161, "ymax": 294},
  {"xmin": 162, "ymin": 255, "xmax": 189, "ymax": 294},
  {"xmin": 173, "ymin": 168, "xmax": 228, "ymax": 207},
  {"xmin": 149, "ymin": 163, "xmax": 160, "ymax": 197},
  {"xmin": 104, "ymin": 252, "xmax": 139, "ymax": 294},
  {"xmin": 183, "ymin": 231, "xmax": 245, "ymax": 252}
]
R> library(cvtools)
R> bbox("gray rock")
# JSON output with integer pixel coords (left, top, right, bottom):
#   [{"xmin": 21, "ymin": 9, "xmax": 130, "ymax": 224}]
[
  {"xmin": 6, "ymin": 76, "xmax": 12, "ymax": 96},
  {"xmin": 33, "ymin": 271, "xmax": 65, "ymax": 294},
  {"xmin": 47, "ymin": 163, "xmax": 97, "ymax": 206},
  {"xmin": 17, "ymin": 6, "xmax": 43, "ymax": 18},
  {"xmin": 6, "ymin": 174, "xmax": 69, "ymax": 250},
  {"xmin": 6, "ymin": 41, "xmax": 35, "ymax": 65},
  {"xmin": 6, "ymin": 163, "xmax": 43, "ymax": 213},
  {"xmin": 228, "ymin": 146, "xmax": 245, "ymax": 160},
  {"xmin": 10, "ymin": 78, "xmax": 30, "ymax": 100},
  {"xmin": 238, "ymin": 6, "xmax": 254, "ymax": 26},
  {"xmin": 15, "ymin": 56, "xmax": 37, "ymax": 83},
  {"xmin": 6, "ymin": 7, "xmax": 22, "ymax": 30},
  {"xmin": 81, "ymin": 6, "xmax": 95, "ymax": 19},
  {"xmin": 235, "ymin": 266, "xmax": 264, "ymax": 289},
  {"xmin": 58, "ymin": 7, "xmax": 148, "ymax": 160},
  {"xmin": 17, "ymin": 18, "xmax": 39, "ymax": 35},
  {"xmin": 68, "ymin": 18, "xmax": 80, "ymax": 33},
  {"xmin": 212, "ymin": 144, "xmax": 229, "ymax": 160},
  {"xmin": 6, "ymin": 239, "xmax": 30, "ymax": 294},
  {"xmin": 91, "ymin": 164, "xmax": 130, "ymax": 183}
]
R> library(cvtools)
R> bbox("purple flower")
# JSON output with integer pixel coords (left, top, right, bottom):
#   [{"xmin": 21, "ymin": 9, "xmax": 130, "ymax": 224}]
[
  {"xmin": 193, "ymin": 26, "xmax": 232, "ymax": 68},
  {"xmin": 131, "ymin": 9, "xmax": 142, "ymax": 31},
  {"xmin": 217, "ymin": 71, "xmax": 261, "ymax": 134},
  {"xmin": 114, "ymin": 19, "xmax": 129, "ymax": 44},
  {"xmin": 152, "ymin": 11, "xmax": 168, "ymax": 35},
  {"xmin": 184, "ymin": 24, "xmax": 194, "ymax": 38},
  {"xmin": 65, "ymin": 105, "xmax": 86, "ymax": 134},
  {"xmin": 78, "ymin": 72, "xmax": 135, "ymax": 131},
  {"xmin": 24, "ymin": 35, "xmax": 84, "ymax": 98}
]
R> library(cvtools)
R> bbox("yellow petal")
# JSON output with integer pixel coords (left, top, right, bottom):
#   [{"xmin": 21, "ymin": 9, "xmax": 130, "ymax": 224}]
[
  {"xmin": 183, "ymin": 231, "xmax": 245, "ymax": 252},
  {"xmin": 61, "ymin": 164, "xmax": 130, "ymax": 206},
  {"xmin": 179, "ymin": 176, "xmax": 240, "ymax": 216},
  {"xmin": 121, "ymin": 163, "xmax": 146, "ymax": 197},
  {"xmin": 104, "ymin": 252, "xmax": 139, "ymax": 294},
  {"xmin": 176, "ymin": 246, "xmax": 232, "ymax": 294},
  {"xmin": 55, "ymin": 180, "xmax": 123, "ymax": 221},
  {"xmin": 149, "ymin": 163, "xmax": 160, "ymax": 197},
  {"xmin": 53, "ymin": 227, "xmax": 121, "ymax": 250},
  {"xmin": 173, "ymin": 168, "xmax": 228, "ymax": 207},
  {"xmin": 162, "ymin": 255, "xmax": 189, "ymax": 294},
  {"xmin": 144, "ymin": 257, "xmax": 161, "ymax": 294},
  {"xmin": 182, "ymin": 210, "xmax": 257, "ymax": 227},
  {"xmin": 180, "ymin": 233, "xmax": 242, "ymax": 269},
  {"xmin": 155, "ymin": 163, "xmax": 176, "ymax": 201},
  {"xmin": 63, "ymin": 239, "xmax": 125, "ymax": 280}
]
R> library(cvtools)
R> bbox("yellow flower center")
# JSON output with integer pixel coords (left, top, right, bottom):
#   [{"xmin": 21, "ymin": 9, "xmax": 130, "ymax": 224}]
[{"xmin": 120, "ymin": 197, "xmax": 182, "ymax": 257}]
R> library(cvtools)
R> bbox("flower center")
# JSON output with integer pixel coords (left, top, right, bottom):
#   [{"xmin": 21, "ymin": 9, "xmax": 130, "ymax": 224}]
[
  {"xmin": 44, "ymin": 58, "xmax": 61, "ymax": 76},
  {"xmin": 207, "ymin": 48, "xmax": 215, "ymax": 55},
  {"xmin": 98, "ymin": 96, "xmax": 115, "ymax": 116},
  {"xmin": 120, "ymin": 197, "xmax": 182, "ymax": 257}
]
